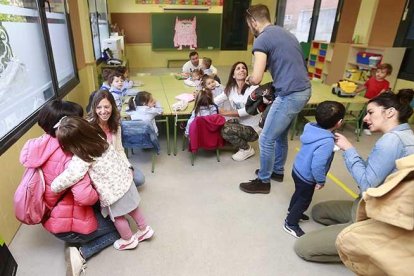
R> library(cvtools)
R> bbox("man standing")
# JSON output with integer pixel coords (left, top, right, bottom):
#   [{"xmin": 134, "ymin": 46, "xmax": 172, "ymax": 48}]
[
  {"xmin": 182, "ymin": 51, "xmax": 217, "ymax": 76},
  {"xmin": 240, "ymin": 4, "xmax": 311, "ymax": 194}
]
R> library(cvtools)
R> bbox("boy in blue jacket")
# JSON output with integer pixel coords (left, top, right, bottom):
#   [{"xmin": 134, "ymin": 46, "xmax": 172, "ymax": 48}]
[{"xmin": 284, "ymin": 101, "xmax": 345, "ymax": 238}]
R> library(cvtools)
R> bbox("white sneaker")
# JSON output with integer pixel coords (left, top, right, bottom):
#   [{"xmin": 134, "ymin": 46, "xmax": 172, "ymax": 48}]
[
  {"xmin": 232, "ymin": 146, "xmax": 255, "ymax": 161},
  {"xmin": 65, "ymin": 247, "xmax": 86, "ymax": 276},
  {"xmin": 363, "ymin": 129, "xmax": 372, "ymax": 136},
  {"xmin": 134, "ymin": 225, "xmax": 155, "ymax": 242},
  {"xmin": 113, "ymin": 235, "xmax": 138, "ymax": 251}
]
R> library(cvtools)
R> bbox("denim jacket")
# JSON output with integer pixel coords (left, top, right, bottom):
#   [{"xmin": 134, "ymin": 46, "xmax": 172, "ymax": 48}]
[
  {"xmin": 343, "ymin": 123, "xmax": 414, "ymax": 192},
  {"xmin": 121, "ymin": 120, "xmax": 160, "ymax": 154}
]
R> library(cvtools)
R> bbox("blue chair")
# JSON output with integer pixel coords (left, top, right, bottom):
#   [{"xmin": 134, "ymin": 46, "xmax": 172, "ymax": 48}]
[{"xmin": 121, "ymin": 120, "xmax": 160, "ymax": 173}]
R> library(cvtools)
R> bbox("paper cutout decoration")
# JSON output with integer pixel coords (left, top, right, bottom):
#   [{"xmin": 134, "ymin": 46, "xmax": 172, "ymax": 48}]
[{"xmin": 174, "ymin": 17, "xmax": 197, "ymax": 50}]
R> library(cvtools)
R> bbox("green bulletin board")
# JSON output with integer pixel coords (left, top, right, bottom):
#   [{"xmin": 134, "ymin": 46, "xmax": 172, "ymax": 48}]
[{"xmin": 151, "ymin": 13, "xmax": 221, "ymax": 50}]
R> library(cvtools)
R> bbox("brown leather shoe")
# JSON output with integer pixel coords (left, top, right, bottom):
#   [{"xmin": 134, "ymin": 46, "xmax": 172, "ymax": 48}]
[{"xmin": 239, "ymin": 178, "xmax": 270, "ymax": 194}]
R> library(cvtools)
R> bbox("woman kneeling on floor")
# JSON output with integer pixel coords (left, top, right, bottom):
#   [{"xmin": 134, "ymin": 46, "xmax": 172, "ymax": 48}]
[
  {"xmin": 214, "ymin": 61, "xmax": 261, "ymax": 161},
  {"xmin": 294, "ymin": 90, "xmax": 414, "ymax": 263}
]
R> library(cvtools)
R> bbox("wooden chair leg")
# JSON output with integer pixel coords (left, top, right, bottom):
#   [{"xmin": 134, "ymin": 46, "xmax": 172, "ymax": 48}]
[
  {"xmin": 191, "ymin": 152, "xmax": 195, "ymax": 166},
  {"xmin": 216, "ymin": 149, "xmax": 220, "ymax": 162}
]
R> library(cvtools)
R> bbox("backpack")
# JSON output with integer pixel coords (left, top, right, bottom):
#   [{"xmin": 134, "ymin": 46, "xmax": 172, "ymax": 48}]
[{"xmin": 13, "ymin": 167, "xmax": 47, "ymax": 224}]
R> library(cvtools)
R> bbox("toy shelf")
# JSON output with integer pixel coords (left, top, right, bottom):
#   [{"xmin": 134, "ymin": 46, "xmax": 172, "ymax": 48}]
[{"xmin": 307, "ymin": 41, "xmax": 329, "ymax": 80}]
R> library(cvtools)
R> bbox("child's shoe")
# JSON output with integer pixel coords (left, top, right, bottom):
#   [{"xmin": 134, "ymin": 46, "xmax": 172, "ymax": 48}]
[
  {"xmin": 283, "ymin": 220, "xmax": 305, "ymax": 238},
  {"xmin": 135, "ymin": 225, "xmax": 154, "ymax": 242},
  {"xmin": 113, "ymin": 235, "xmax": 138, "ymax": 250}
]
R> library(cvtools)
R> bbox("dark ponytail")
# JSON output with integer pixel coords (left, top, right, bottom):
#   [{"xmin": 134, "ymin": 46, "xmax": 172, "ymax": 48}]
[
  {"xmin": 396, "ymin": 89, "xmax": 414, "ymax": 122},
  {"xmin": 369, "ymin": 90, "xmax": 414, "ymax": 123},
  {"xmin": 128, "ymin": 97, "xmax": 135, "ymax": 111}
]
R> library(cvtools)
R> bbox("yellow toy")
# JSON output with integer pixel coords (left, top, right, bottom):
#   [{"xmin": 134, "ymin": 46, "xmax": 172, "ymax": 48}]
[{"xmin": 332, "ymin": 80, "xmax": 358, "ymax": 97}]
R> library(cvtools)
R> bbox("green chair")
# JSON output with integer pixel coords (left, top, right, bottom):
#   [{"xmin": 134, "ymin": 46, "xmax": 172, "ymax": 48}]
[{"xmin": 290, "ymin": 104, "xmax": 318, "ymax": 140}]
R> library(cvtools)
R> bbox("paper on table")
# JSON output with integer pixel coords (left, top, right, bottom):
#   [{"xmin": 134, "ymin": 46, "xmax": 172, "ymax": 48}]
[{"xmin": 175, "ymin": 93, "xmax": 195, "ymax": 102}]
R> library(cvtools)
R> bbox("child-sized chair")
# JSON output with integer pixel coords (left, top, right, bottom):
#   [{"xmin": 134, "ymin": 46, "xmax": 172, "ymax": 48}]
[
  {"xmin": 187, "ymin": 114, "xmax": 226, "ymax": 166},
  {"xmin": 121, "ymin": 120, "xmax": 160, "ymax": 173}
]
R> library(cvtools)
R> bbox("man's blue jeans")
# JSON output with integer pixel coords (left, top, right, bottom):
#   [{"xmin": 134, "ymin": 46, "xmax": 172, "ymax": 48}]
[{"xmin": 258, "ymin": 88, "xmax": 311, "ymax": 182}]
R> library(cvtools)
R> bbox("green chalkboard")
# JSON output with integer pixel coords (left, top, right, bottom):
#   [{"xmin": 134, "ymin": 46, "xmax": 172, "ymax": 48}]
[{"xmin": 151, "ymin": 13, "xmax": 221, "ymax": 50}]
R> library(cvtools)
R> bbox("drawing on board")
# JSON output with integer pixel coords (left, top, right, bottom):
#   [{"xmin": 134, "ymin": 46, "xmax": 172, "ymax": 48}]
[{"xmin": 173, "ymin": 16, "xmax": 197, "ymax": 50}]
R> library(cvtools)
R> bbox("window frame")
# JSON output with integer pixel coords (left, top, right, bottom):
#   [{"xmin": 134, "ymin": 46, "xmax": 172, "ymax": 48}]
[
  {"xmin": 88, "ymin": 0, "xmax": 109, "ymax": 64},
  {"xmin": 276, "ymin": 0, "xmax": 344, "ymax": 43},
  {"xmin": 394, "ymin": 0, "xmax": 414, "ymax": 81},
  {"xmin": 0, "ymin": 0, "xmax": 79, "ymax": 155}
]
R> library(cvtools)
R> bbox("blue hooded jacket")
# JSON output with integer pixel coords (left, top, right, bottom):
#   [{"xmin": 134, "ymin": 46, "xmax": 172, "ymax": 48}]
[{"xmin": 293, "ymin": 123, "xmax": 335, "ymax": 186}]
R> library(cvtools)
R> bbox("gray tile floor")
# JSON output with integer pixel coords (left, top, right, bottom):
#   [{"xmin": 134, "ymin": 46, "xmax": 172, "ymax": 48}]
[{"xmin": 9, "ymin": 67, "xmax": 379, "ymax": 275}]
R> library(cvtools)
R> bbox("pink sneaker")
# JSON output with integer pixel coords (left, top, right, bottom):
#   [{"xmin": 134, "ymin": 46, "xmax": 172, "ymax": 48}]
[
  {"xmin": 135, "ymin": 225, "xmax": 154, "ymax": 242},
  {"xmin": 113, "ymin": 235, "xmax": 138, "ymax": 251}
]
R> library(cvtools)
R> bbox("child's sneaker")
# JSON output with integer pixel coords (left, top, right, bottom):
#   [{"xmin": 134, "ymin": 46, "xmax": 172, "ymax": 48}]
[
  {"xmin": 283, "ymin": 220, "xmax": 305, "ymax": 238},
  {"xmin": 232, "ymin": 146, "xmax": 255, "ymax": 161},
  {"xmin": 65, "ymin": 247, "xmax": 86, "ymax": 276},
  {"xmin": 363, "ymin": 129, "xmax": 372, "ymax": 136},
  {"xmin": 113, "ymin": 235, "xmax": 138, "ymax": 250},
  {"xmin": 135, "ymin": 225, "xmax": 154, "ymax": 242}
]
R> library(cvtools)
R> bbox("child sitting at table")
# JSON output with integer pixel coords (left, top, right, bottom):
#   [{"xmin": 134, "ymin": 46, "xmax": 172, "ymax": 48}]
[
  {"xmin": 185, "ymin": 88, "xmax": 219, "ymax": 136},
  {"xmin": 201, "ymin": 57, "xmax": 221, "ymax": 84},
  {"xmin": 116, "ymin": 66, "xmax": 134, "ymax": 90},
  {"xmin": 100, "ymin": 68, "xmax": 114, "ymax": 90},
  {"xmin": 109, "ymin": 71, "xmax": 126, "ymax": 111},
  {"xmin": 355, "ymin": 63, "xmax": 392, "ymax": 135},
  {"xmin": 127, "ymin": 91, "xmax": 163, "ymax": 135},
  {"xmin": 201, "ymin": 75, "xmax": 223, "ymax": 97},
  {"xmin": 184, "ymin": 68, "xmax": 203, "ymax": 91}
]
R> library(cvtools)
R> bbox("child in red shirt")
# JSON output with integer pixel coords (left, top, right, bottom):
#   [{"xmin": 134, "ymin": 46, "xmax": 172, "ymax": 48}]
[{"xmin": 356, "ymin": 63, "xmax": 392, "ymax": 135}]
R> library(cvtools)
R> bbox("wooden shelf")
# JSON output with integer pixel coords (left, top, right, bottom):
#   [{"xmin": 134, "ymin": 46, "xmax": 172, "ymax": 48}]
[
  {"xmin": 344, "ymin": 45, "xmax": 405, "ymax": 89},
  {"xmin": 347, "ymin": 62, "xmax": 376, "ymax": 69}
]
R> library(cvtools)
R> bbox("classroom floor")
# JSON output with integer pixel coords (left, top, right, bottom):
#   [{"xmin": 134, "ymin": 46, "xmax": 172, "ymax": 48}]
[{"xmin": 9, "ymin": 67, "xmax": 379, "ymax": 275}]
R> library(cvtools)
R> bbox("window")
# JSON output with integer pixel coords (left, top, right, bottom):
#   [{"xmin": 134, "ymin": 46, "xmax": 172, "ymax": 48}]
[
  {"xmin": 88, "ymin": 0, "xmax": 109, "ymax": 61},
  {"xmin": 395, "ymin": 0, "xmax": 414, "ymax": 81},
  {"xmin": 276, "ymin": 0, "xmax": 342, "ymax": 43},
  {"xmin": 0, "ymin": 0, "xmax": 78, "ymax": 155}
]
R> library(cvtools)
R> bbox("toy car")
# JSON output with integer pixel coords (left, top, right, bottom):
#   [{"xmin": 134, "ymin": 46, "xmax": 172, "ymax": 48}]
[{"xmin": 332, "ymin": 80, "xmax": 358, "ymax": 97}]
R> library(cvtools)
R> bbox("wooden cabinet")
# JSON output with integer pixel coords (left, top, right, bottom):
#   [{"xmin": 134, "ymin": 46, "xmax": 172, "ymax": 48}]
[
  {"xmin": 323, "ymin": 43, "xmax": 405, "ymax": 90},
  {"xmin": 343, "ymin": 45, "xmax": 405, "ymax": 89}
]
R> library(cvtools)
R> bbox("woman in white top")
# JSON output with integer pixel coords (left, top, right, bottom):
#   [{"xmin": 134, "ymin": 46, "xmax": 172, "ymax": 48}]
[{"xmin": 214, "ymin": 61, "xmax": 261, "ymax": 161}]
